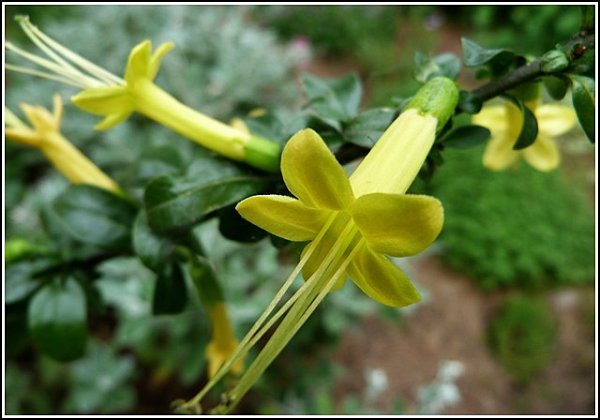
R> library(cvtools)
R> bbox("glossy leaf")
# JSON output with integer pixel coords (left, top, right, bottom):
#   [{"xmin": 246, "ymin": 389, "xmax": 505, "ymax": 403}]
[
  {"xmin": 218, "ymin": 205, "xmax": 268, "ymax": 243},
  {"xmin": 189, "ymin": 255, "xmax": 223, "ymax": 307},
  {"xmin": 504, "ymin": 96, "xmax": 539, "ymax": 150},
  {"xmin": 414, "ymin": 52, "xmax": 461, "ymax": 83},
  {"xmin": 144, "ymin": 156, "xmax": 268, "ymax": 234},
  {"xmin": 132, "ymin": 210, "xmax": 173, "ymax": 271},
  {"xmin": 570, "ymin": 75, "xmax": 595, "ymax": 143},
  {"xmin": 344, "ymin": 108, "xmax": 396, "ymax": 148},
  {"xmin": 51, "ymin": 185, "xmax": 137, "ymax": 251},
  {"xmin": 543, "ymin": 75, "xmax": 570, "ymax": 100},
  {"xmin": 458, "ymin": 91, "xmax": 483, "ymax": 114},
  {"xmin": 133, "ymin": 145, "xmax": 185, "ymax": 184},
  {"xmin": 441, "ymin": 125, "xmax": 491, "ymax": 149},
  {"xmin": 152, "ymin": 263, "xmax": 188, "ymax": 315},
  {"xmin": 6, "ymin": 258, "xmax": 57, "ymax": 304},
  {"xmin": 301, "ymin": 73, "xmax": 362, "ymax": 123},
  {"xmin": 462, "ymin": 37, "xmax": 514, "ymax": 68},
  {"xmin": 28, "ymin": 277, "xmax": 87, "ymax": 362}
]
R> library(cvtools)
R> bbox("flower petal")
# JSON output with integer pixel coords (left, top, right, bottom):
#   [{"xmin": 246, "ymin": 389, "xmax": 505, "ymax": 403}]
[
  {"xmin": 5, "ymin": 128, "xmax": 41, "ymax": 147},
  {"xmin": 300, "ymin": 243, "xmax": 348, "ymax": 292},
  {"xmin": 482, "ymin": 132, "xmax": 519, "ymax": 171},
  {"xmin": 124, "ymin": 40, "xmax": 152, "ymax": 84},
  {"xmin": 148, "ymin": 42, "xmax": 175, "ymax": 80},
  {"xmin": 535, "ymin": 104, "xmax": 577, "ymax": 137},
  {"xmin": 522, "ymin": 134, "xmax": 560, "ymax": 171},
  {"xmin": 471, "ymin": 105, "xmax": 507, "ymax": 134},
  {"xmin": 94, "ymin": 112, "xmax": 132, "ymax": 131},
  {"xmin": 352, "ymin": 193, "xmax": 443, "ymax": 257},
  {"xmin": 236, "ymin": 195, "xmax": 330, "ymax": 241},
  {"xmin": 281, "ymin": 129, "xmax": 354, "ymax": 210},
  {"xmin": 71, "ymin": 86, "xmax": 132, "ymax": 115},
  {"xmin": 347, "ymin": 243, "xmax": 421, "ymax": 307}
]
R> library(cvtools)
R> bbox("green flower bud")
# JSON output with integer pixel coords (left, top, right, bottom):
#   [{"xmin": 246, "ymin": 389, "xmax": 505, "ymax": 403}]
[
  {"xmin": 405, "ymin": 77, "xmax": 459, "ymax": 130},
  {"xmin": 541, "ymin": 49, "xmax": 570, "ymax": 73}
]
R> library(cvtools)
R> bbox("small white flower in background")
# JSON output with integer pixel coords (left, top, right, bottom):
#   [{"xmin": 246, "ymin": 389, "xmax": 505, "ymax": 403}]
[
  {"xmin": 364, "ymin": 367, "xmax": 389, "ymax": 403},
  {"xmin": 417, "ymin": 360, "xmax": 464, "ymax": 414}
]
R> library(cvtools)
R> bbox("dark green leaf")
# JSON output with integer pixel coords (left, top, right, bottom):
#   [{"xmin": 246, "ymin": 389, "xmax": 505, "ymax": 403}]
[
  {"xmin": 6, "ymin": 258, "xmax": 57, "ymax": 304},
  {"xmin": 6, "ymin": 302, "xmax": 30, "ymax": 357},
  {"xmin": 132, "ymin": 210, "xmax": 174, "ymax": 271},
  {"xmin": 571, "ymin": 75, "xmax": 595, "ymax": 143},
  {"xmin": 581, "ymin": 5, "xmax": 594, "ymax": 31},
  {"xmin": 301, "ymin": 73, "xmax": 362, "ymax": 123},
  {"xmin": 144, "ymin": 156, "xmax": 268, "ymax": 234},
  {"xmin": 462, "ymin": 37, "xmax": 515, "ymax": 68},
  {"xmin": 414, "ymin": 52, "xmax": 461, "ymax": 83},
  {"xmin": 544, "ymin": 75, "xmax": 570, "ymax": 100},
  {"xmin": 344, "ymin": 108, "xmax": 396, "ymax": 148},
  {"xmin": 28, "ymin": 277, "xmax": 87, "ymax": 362},
  {"xmin": 189, "ymin": 256, "xmax": 223, "ymax": 307},
  {"xmin": 134, "ymin": 145, "xmax": 185, "ymax": 184},
  {"xmin": 458, "ymin": 91, "xmax": 483, "ymax": 114},
  {"xmin": 51, "ymin": 185, "xmax": 137, "ymax": 251},
  {"xmin": 441, "ymin": 125, "xmax": 491, "ymax": 149},
  {"xmin": 504, "ymin": 96, "xmax": 539, "ymax": 150},
  {"xmin": 218, "ymin": 205, "xmax": 268, "ymax": 243},
  {"xmin": 152, "ymin": 263, "xmax": 187, "ymax": 315}
]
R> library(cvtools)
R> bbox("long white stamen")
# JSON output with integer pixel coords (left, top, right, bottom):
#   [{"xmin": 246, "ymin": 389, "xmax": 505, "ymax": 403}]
[
  {"xmin": 5, "ymin": 64, "xmax": 88, "ymax": 88},
  {"xmin": 19, "ymin": 17, "xmax": 124, "ymax": 86}
]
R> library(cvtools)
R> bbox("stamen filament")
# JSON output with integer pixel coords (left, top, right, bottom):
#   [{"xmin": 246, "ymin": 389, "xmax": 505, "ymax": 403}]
[
  {"xmin": 181, "ymin": 214, "xmax": 337, "ymax": 410},
  {"xmin": 4, "ymin": 63, "xmax": 88, "ymax": 88}
]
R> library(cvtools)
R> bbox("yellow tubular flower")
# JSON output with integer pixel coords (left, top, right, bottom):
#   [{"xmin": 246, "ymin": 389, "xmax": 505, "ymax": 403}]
[
  {"xmin": 6, "ymin": 16, "xmax": 280, "ymax": 172},
  {"xmin": 5, "ymin": 94, "xmax": 121, "ymax": 194},
  {"xmin": 178, "ymin": 78, "xmax": 459, "ymax": 414},
  {"xmin": 473, "ymin": 100, "xmax": 577, "ymax": 172},
  {"xmin": 205, "ymin": 303, "xmax": 244, "ymax": 379}
]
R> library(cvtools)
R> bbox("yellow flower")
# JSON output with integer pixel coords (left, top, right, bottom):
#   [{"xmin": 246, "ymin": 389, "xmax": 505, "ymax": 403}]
[
  {"xmin": 473, "ymin": 100, "xmax": 577, "ymax": 172},
  {"xmin": 177, "ymin": 78, "xmax": 459, "ymax": 414},
  {"xmin": 6, "ymin": 16, "xmax": 280, "ymax": 172},
  {"xmin": 5, "ymin": 94, "xmax": 121, "ymax": 194},
  {"xmin": 237, "ymin": 113, "xmax": 444, "ymax": 306},
  {"xmin": 205, "ymin": 303, "xmax": 244, "ymax": 379}
]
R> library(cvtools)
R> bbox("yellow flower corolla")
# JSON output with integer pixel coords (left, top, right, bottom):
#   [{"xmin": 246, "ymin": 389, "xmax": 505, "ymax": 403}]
[
  {"xmin": 6, "ymin": 16, "xmax": 280, "ymax": 172},
  {"xmin": 5, "ymin": 94, "xmax": 121, "ymax": 194},
  {"xmin": 237, "ymin": 109, "xmax": 444, "ymax": 307},
  {"xmin": 205, "ymin": 303, "xmax": 244, "ymax": 379},
  {"xmin": 473, "ymin": 100, "xmax": 577, "ymax": 172}
]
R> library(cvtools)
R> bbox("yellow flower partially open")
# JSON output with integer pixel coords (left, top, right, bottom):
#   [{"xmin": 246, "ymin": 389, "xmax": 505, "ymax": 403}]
[
  {"xmin": 473, "ymin": 100, "xmax": 577, "ymax": 172},
  {"xmin": 5, "ymin": 94, "xmax": 121, "ymax": 194},
  {"xmin": 205, "ymin": 303, "xmax": 244, "ymax": 379}
]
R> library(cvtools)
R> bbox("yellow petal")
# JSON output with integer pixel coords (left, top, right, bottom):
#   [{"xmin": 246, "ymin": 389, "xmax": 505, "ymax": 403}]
[
  {"xmin": 281, "ymin": 129, "xmax": 354, "ymax": 210},
  {"xmin": 5, "ymin": 128, "xmax": 41, "ymax": 147},
  {"xmin": 20, "ymin": 103, "xmax": 55, "ymax": 132},
  {"xmin": 535, "ymin": 104, "xmax": 577, "ymax": 137},
  {"xmin": 347, "ymin": 243, "xmax": 421, "ymax": 307},
  {"xmin": 522, "ymin": 134, "xmax": 560, "ymax": 171},
  {"xmin": 94, "ymin": 112, "xmax": 132, "ymax": 131},
  {"xmin": 71, "ymin": 86, "xmax": 132, "ymax": 115},
  {"xmin": 124, "ymin": 40, "xmax": 152, "ymax": 84},
  {"xmin": 300, "ymin": 244, "xmax": 348, "ymax": 291},
  {"xmin": 148, "ymin": 42, "xmax": 175, "ymax": 80},
  {"xmin": 482, "ymin": 132, "xmax": 519, "ymax": 171},
  {"xmin": 471, "ymin": 105, "xmax": 507, "ymax": 134},
  {"xmin": 352, "ymin": 193, "xmax": 443, "ymax": 257},
  {"xmin": 236, "ymin": 195, "xmax": 330, "ymax": 241}
]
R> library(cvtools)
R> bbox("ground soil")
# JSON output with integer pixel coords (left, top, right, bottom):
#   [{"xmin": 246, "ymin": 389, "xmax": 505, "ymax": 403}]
[{"xmin": 332, "ymin": 255, "xmax": 596, "ymax": 415}]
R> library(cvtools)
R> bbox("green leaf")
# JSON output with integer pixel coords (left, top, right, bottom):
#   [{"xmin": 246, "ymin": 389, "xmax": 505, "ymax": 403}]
[
  {"xmin": 458, "ymin": 91, "xmax": 483, "ymax": 114},
  {"xmin": 414, "ymin": 52, "xmax": 461, "ymax": 83},
  {"xmin": 543, "ymin": 75, "xmax": 570, "ymax": 100},
  {"xmin": 28, "ymin": 277, "xmax": 87, "ymax": 362},
  {"xmin": 344, "ymin": 108, "xmax": 396, "ymax": 148},
  {"xmin": 218, "ymin": 205, "xmax": 268, "ymax": 243},
  {"xmin": 440, "ymin": 125, "xmax": 491, "ymax": 149},
  {"xmin": 51, "ymin": 185, "xmax": 138, "ymax": 251},
  {"xmin": 570, "ymin": 75, "xmax": 595, "ymax": 143},
  {"xmin": 152, "ymin": 263, "xmax": 188, "ymax": 315},
  {"xmin": 462, "ymin": 37, "xmax": 515, "ymax": 68},
  {"xmin": 132, "ymin": 210, "xmax": 174, "ymax": 271},
  {"xmin": 133, "ymin": 145, "xmax": 185, "ymax": 184},
  {"xmin": 6, "ymin": 258, "xmax": 57, "ymax": 304},
  {"xmin": 503, "ymin": 96, "xmax": 539, "ymax": 150},
  {"xmin": 144, "ymin": 156, "xmax": 268, "ymax": 234},
  {"xmin": 189, "ymin": 255, "xmax": 223, "ymax": 307},
  {"xmin": 301, "ymin": 73, "xmax": 363, "ymax": 123}
]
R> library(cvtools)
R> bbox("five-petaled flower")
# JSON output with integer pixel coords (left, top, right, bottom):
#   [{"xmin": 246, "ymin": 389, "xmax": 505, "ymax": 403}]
[
  {"xmin": 6, "ymin": 16, "xmax": 280, "ymax": 172},
  {"xmin": 473, "ymin": 99, "xmax": 577, "ymax": 172},
  {"xmin": 5, "ymin": 94, "xmax": 121, "ymax": 194}
]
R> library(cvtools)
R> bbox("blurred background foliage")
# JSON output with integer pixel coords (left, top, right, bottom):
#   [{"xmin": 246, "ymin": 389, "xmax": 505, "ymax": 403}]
[{"xmin": 4, "ymin": 4, "xmax": 595, "ymax": 415}]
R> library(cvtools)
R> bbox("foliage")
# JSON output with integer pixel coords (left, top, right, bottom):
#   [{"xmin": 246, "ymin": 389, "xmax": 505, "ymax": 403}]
[
  {"xmin": 487, "ymin": 295, "xmax": 556, "ymax": 384},
  {"xmin": 420, "ymin": 147, "xmax": 595, "ymax": 291}
]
